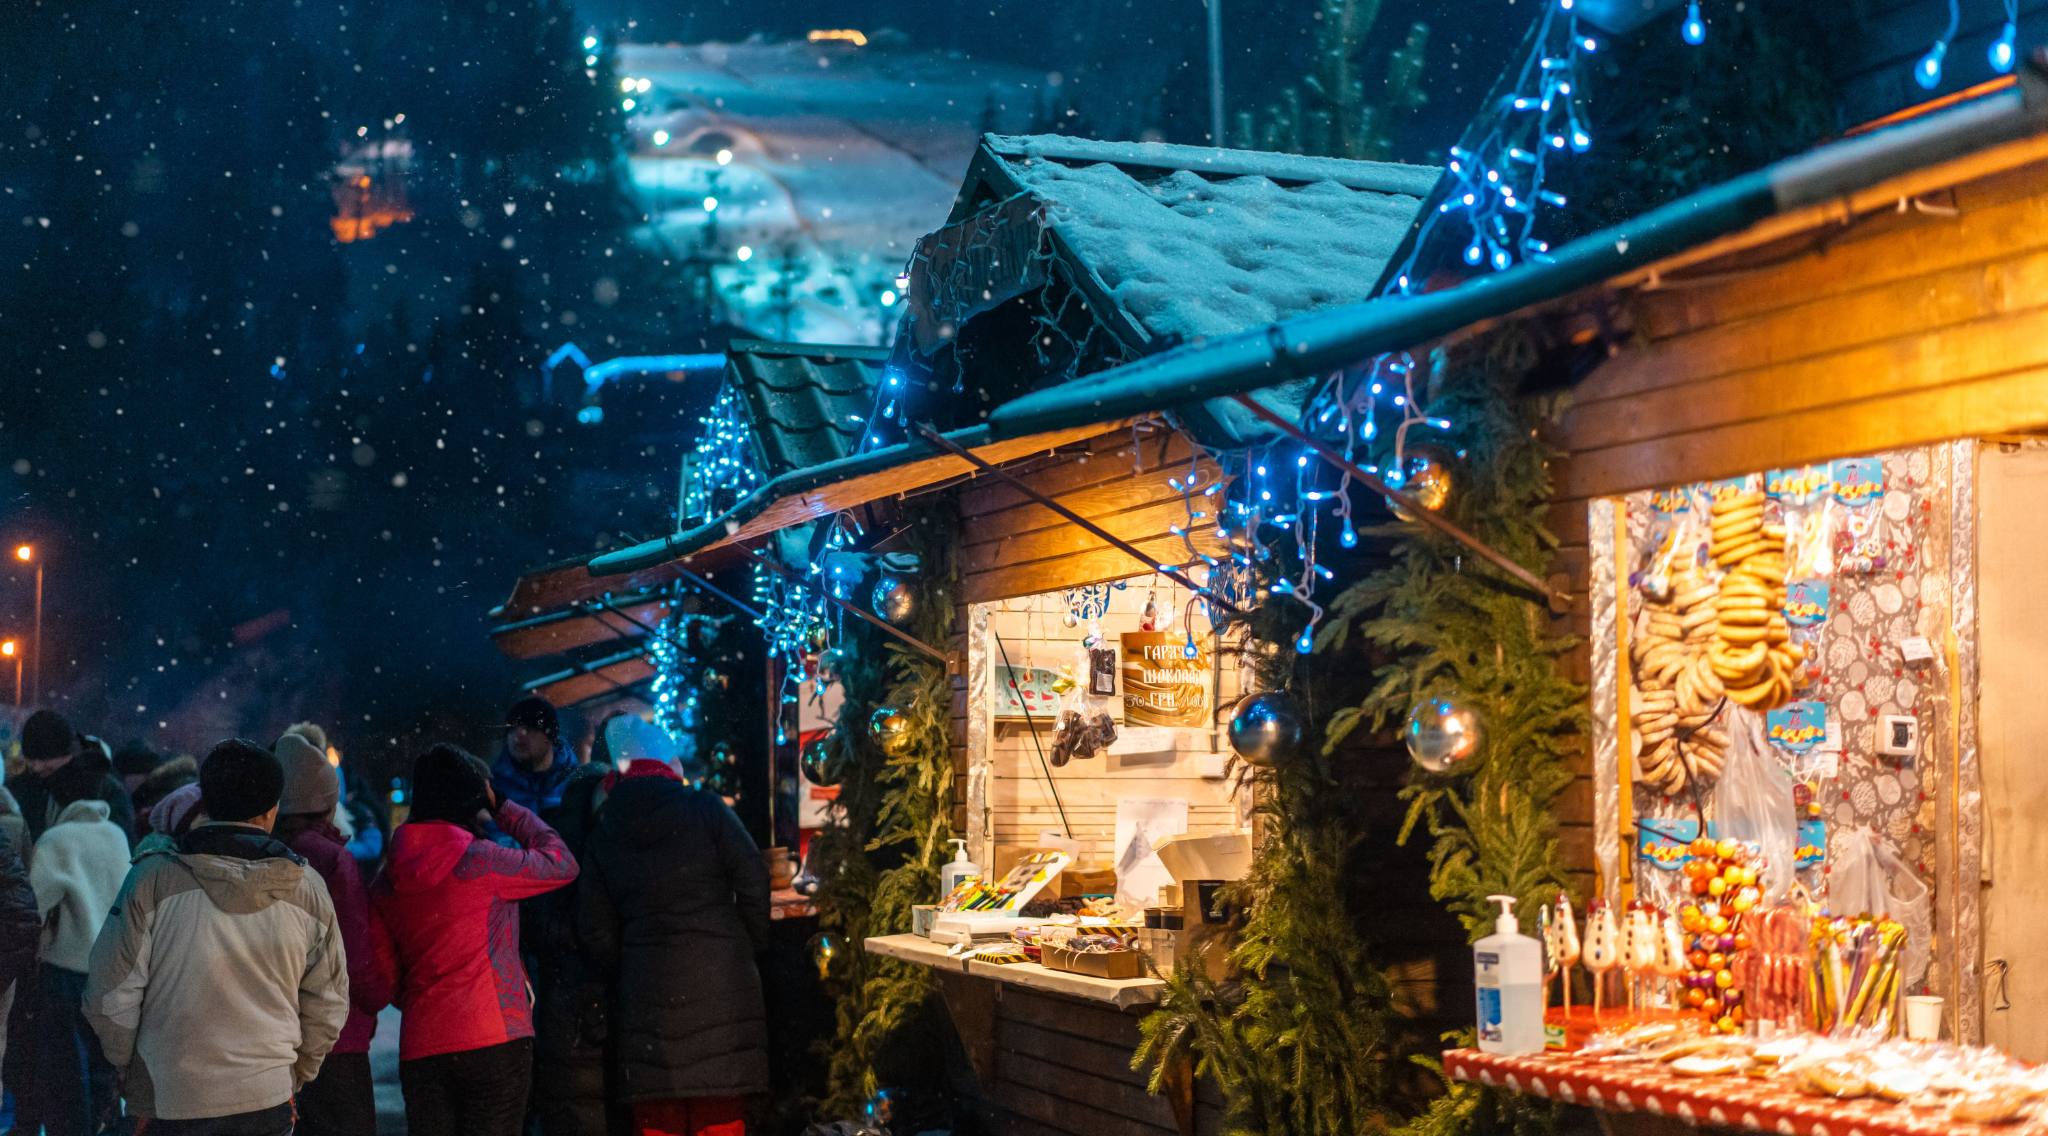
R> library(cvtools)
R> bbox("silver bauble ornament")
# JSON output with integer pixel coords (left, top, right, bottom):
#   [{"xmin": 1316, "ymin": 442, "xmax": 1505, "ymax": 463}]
[
  {"xmin": 1403, "ymin": 695, "xmax": 1485, "ymax": 772},
  {"xmin": 1140, "ymin": 590, "xmax": 1160, "ymax": 630},
  {"xmin": 871, "ymin": 571, "xmax": 917, "ymax": 627},
  {"xmin": 800, "ymin": 738, "xmax": 840, "ymax": 786},
  {"xmin": 816, "ymin": 647, "xmax": 846, "ymax": 684},
  {"xmin": 1062, "ymin": 608, "xmax": 1079, "ymax": 628},
  {"xmin": 1228, "ymin": 692, "xmax": 1303, "ymax": 768},
  {"xmin": 870, "ymin": 706, "xmax": 914, "ymax": 756}
]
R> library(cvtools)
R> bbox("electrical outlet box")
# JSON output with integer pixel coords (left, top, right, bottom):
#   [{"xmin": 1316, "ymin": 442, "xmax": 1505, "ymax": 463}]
[{"xmin": 1878, "ymin": 714, "xmax": 1919, "ymax": 758}]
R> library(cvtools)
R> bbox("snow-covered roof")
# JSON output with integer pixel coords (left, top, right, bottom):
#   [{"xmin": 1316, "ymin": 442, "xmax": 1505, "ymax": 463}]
[{"xmin": 920, "ymin": 135, "xmax": 1437, "ymax": 349}]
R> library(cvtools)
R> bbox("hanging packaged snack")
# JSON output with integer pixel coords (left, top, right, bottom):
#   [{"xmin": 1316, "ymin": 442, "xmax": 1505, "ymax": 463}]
[{"xmin": 1050, "ymin": 643, "xmax": 1120, "ymax": 762}]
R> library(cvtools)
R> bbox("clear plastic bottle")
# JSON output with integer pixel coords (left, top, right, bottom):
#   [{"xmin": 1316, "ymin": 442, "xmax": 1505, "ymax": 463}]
[
  {"xmin": 1475, "ymin": 894, "xmax": 1544, "ymax": 1055},
  {"xmin": 939, "ymin": 839, "xmax": 979, "ymax": 898}
]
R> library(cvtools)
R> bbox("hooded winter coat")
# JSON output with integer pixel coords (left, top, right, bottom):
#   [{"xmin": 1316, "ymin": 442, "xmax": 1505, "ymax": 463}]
[
  {"xmin": 528, "ymin": 763, "xmax": 622, "ymax": 1136},
  {"xmin": 82, "ymin": 823, "xmax": 350, "ymax": 1120},
  {"xmin": 369, "ymin": 799, "xmax": 576, "ymax": 1061},
  {"xmin": 576, "ymin": 772, "xmax": 770, "ymax": 1102},
  {"xmin": 277, "ymin": 816, "xmax": 390, "ymax": 1053},
  {"xmin": 0, "ymin": 817, "xmax": 40, "ymax": 993},
  {"xmin": 14, "ymin": 749, "xmax": 134, "ymax": 846},
  {"xmin": 30, "ymin": 799, "xmax": 131, "ymax": 973}
]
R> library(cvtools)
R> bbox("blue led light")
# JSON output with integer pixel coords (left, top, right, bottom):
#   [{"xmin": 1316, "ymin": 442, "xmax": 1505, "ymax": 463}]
[{"xmin": 1682, "ymin": 1, "xmax": 1705, "ymax": 45}]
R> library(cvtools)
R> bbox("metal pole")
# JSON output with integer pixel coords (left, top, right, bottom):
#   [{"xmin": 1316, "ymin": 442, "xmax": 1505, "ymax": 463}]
[
  {"xmin": 765, "ymin": 652, "xmax": 778, "ymax": 844},
  {"xmin": 1208, "ymin": 0, "xmax": 1225, "ymax": 145},
  {"xmin": 31, "ymin": 563, "xmax": 41, "ymax": 707},
  {"xmin": 12, "ymin": 653, "xmax": 19, "ymax": 707}
]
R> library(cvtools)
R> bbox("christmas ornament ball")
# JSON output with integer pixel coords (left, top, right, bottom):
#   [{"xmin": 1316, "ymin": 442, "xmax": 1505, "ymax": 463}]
[
  {"xmin": 863, "ymin": 1089, "xmax": 902, "ymax": 1127},
  {"xmin": 872, "ymin": 571, "xmax": 917, "ymax": 627},
  {"xmin": 805, "ymin": 931, "xmax": 845, "ymax": 982},
  {"xmin": 800, "ymin": 737, "xmax": 840, "ymax": 786},
  {"xmin": 870, "ymin": 706, "xmax": 914, "ymax": 756},
  {"xmin": 1387, "ymin": 454, "xmax": 1453, "ymax": 521},
  {"xmin": 1403, "ymin": 695, "xmax": 1485, "ymax": 772},
  {"xmin": 815, "ymin": 647, "xmax": 847, "ymax": 684},
  {"xmin": 804, "ymin": 623, "xmax": 832, "ymax": 653},
  {"xmin": 1227, "ymin": 692, "xmax": 1303, "ymax": 768}
]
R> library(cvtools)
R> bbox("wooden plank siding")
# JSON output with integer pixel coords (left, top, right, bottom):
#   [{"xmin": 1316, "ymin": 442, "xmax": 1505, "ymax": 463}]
[
  {"xmin": 1530, "ymin": 149, "xmax": 2048, "ymax": 889},
  {"xmin": 984, "ymin": 986, "xmax": 1222, "ymax": 1136}
]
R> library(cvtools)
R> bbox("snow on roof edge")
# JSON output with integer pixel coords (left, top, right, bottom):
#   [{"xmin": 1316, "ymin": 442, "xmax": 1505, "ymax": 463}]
[{"xmin": 985, "ymin": 133, "xmax": 1441, "ymax": 198}]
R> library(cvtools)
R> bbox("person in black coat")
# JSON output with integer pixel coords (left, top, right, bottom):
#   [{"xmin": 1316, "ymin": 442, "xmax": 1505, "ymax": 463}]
[
  {"xmin": 576, "ymin": 729, "xmax": 769, "ymax": 1136},
  {"xmin": 530, "ymin": 761, "xmax": 624, "ymax": 1136},
  {"xmin": 12, "ymin": 713, "xmax": 133, "ymax": 845},
  {"xmin": 0, "ymin": 822, "xmax": 43, "ymax": 1105}
]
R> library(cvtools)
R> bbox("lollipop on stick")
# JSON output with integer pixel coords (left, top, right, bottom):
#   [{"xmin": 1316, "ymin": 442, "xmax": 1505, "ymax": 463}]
[
  {"xmin": 1539, "ymin": 904, "xmax": 1558, "ymax": 1009},
  {"xmin": 1584, "ymin": 899, "xmax": 1621, "ymax": 1019},
  {"xmin": 1626, "ymin": 903, "xmax": 1660, "ymax": 1014},
  {"xmin": 1655, "ymin": 908, "xmax": 1688, "ymax": 1009},
  {"xmin": 1555, "ymin": 892, "xmax": 1582, "ymax": 1018}
]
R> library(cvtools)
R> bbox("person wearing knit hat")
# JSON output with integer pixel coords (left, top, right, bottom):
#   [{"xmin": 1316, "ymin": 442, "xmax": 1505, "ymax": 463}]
[
  {"xmin": 12, "ymin": 711, "xmax": 134, "ymax": 846},
  {"xmin": 491, "ymin": 698, "xmax": 576, "ymax": 822},
  {"xmin": 84, "ymin": 739, "xmax": 348, "ymax": 1136},
  {"xmin": 113, "ymin": 740, "xmax": 162, "ymax": 794},
  {"xmin": 370, "ymin": 743, "xmax": 577, "ymax": 1136},
  {"xmin": 271, "ymin": 733, "xmax": 386, "ymax": 1136}
]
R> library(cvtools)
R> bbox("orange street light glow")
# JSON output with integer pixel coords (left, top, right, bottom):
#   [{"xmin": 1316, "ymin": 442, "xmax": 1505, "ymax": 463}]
[
  {"xmin": 12, "ymin": 546, "xmax": 28, "ymax": 561},
  {"xmin": 1, "ymin": 642, "xmax": 13, "ymax": 657}
]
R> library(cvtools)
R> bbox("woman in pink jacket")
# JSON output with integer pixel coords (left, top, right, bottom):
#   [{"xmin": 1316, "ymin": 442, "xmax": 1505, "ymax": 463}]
[{"xmin": 370, "ymin": 743, "xmax": 577, "ymax": 1136}]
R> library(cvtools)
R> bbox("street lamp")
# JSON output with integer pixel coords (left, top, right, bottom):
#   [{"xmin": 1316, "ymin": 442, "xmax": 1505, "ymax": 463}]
[
  {"xmin": 14, "ymin": 546, "xmax": 38, "ymax": 707},
  {"xmin": 1, "ymin": 641, "xmax": 16, "ymax": 706}
]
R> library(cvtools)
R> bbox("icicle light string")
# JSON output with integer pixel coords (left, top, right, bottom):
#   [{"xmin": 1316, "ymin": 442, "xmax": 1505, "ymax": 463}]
[
  {"xmin": 1918, "ymin": 0, "xmax": 1961, "ymax": 89},
  {"xmin": 1386, "ymin": 0, "xmax": 1592, "ymax": 292}
]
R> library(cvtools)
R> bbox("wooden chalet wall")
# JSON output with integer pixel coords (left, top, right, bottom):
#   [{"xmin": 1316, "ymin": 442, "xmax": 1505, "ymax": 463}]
[
  {"xmin": 1835, "ymin": 2, "xmax": 2048, "ymax": 129},
  {"xmin": 943, "ymin": 428, "xmax": 1224, "ymax": 834},
  {"xmin": 1536, "ymin": 143, "xmax": 2048, "ymax": 888}
]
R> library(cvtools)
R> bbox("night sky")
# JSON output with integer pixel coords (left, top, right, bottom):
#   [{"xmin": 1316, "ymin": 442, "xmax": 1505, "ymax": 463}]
[{"xmin": 0, "ymin": 0, "xmax": 1626, "ymax": 790}]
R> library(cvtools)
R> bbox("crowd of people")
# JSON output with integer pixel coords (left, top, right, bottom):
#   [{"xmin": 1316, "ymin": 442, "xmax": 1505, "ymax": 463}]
[{"xmin": 0, "ymin": 696, "xmax": 771, "ymax": 1136}]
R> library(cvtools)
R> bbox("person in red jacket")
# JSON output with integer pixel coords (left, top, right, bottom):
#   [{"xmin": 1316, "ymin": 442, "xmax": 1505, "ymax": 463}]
[
  {"xmin": 274, "ymin": 731, "xmax": 391, "ymax": 1136},
  {"xmin": 370, "ymin": 743, "xmax": 577, "ymax": 1136}
]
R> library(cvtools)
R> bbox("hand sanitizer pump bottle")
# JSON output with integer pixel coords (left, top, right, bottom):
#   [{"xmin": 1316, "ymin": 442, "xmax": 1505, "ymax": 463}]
[
  {"xmin": 939, "ymin": 839, "xmax": 979, "ymax": 897},
  {"xmin": 1475, "ymin": 894, "xmax": 1544, "ymax": 1055}
]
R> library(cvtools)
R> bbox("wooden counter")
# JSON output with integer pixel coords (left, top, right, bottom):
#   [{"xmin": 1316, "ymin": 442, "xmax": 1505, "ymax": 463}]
[
  {"xmin": 867, "ymin": 934, "xmax": 1217, "ymax": 1136},
  {"xmin": 865, "ymin": 933, "xmax": 1167, "ymax": 1010}
]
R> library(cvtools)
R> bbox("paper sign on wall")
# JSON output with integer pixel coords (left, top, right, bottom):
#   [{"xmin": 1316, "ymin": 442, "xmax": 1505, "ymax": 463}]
[
  {"xmin": 1113, "ymin": 796, "xmax": 1189, "ymax": 908},
  {"xmin": 1120, "ymin": 632, "xmax": 1210, "ymax": 728},
  {"xmin": 993, "ymin": 664, "xmax": 1065, "ymax": 720}
]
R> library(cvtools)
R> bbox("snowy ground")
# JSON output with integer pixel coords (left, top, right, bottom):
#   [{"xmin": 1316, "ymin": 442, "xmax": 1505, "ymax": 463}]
[{"xmin": 615, "ymin": 39, "xmax": 1048, "ymax": 344}]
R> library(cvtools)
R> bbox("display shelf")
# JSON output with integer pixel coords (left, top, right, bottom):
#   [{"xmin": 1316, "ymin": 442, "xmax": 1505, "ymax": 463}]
[{"xmin": 865, "ymin": 933, "xmax": 1167, "ymax": 1010}]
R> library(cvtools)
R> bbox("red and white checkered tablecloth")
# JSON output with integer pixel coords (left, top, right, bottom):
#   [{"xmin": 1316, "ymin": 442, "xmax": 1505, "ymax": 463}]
[{"xmin": 1443, "ymin": 1048, "xmax": 2028, "ymax": 1136}]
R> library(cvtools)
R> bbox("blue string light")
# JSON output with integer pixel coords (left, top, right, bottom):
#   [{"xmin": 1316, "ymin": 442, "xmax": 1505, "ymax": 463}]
[
  {"xmin": 1682, "ymin": 1, "xmax": 1706, "ymax": 45},
  {"xmin": 1991, "ymin": 0, "xmax": 2019, "ymax": 73},
  {"xmin": 1916, "ymin": 0, "xmax": 1959, "ymax": 89},
  {"xmin": 1386, "ymin": 0, "xmax": 1592, "ymax": 291}
]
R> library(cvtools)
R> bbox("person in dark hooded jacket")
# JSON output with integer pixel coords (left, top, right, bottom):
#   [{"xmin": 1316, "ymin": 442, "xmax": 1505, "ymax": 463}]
[
  {"xmin": 529, "ymin": 759, "xmax": 623, "ymax": 1136},
  {"xmin": 12, "ymin": 712, "xmax": 133, "ymax": 845},
  {"xmin": 577, "ymin": 716, "xmax": 769, "ymax": 1136}
]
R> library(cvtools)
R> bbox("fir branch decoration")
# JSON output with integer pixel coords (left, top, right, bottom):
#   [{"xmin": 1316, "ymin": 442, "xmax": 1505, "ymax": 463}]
[
  {"xmin": 1320, "ymin": 332, "xmax": 1585, "ymax": 943},
  {"xmin": 1137, "ymin": 330, "xmax": 1585, "ymax": 1136},
  {"xmin": 812, "ymin": 498, "xmax": 962, "ymax": 1119}
]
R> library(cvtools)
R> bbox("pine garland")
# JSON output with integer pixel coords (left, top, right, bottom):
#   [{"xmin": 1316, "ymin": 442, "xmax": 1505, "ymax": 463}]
[
  {"xmin": 1136, "ymin": 329, "xmax": 1584, "ymax": 1136},
  {"xmin": 1323, "ymin": 332, "xmax": 1584, "ymax": 943},
  {"xmin": 811, "ymin": 498, "xmax": 961, "ymax": 1119}
]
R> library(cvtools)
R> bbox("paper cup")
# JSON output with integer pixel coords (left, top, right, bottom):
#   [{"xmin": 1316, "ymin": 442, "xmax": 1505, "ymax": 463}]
[{"xmin": 1904, "ymin": 995, "xmax": 1943, "ymax": 1040}]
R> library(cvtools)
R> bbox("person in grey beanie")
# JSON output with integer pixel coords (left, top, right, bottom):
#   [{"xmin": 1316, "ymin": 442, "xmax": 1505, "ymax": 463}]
[{"xmin": 273, "ymin": 733, "xmax": 388, "ymax": 1136}]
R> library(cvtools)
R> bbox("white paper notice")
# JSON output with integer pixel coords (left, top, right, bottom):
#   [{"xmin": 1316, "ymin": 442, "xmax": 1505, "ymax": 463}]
[
  {"xmin": 1113, "ymin": 796, "xmax": 1189, "ymax": 909},
  {"xmin": 1899, "ymin": 636, "xmax": 1936, "ymax": 663}
]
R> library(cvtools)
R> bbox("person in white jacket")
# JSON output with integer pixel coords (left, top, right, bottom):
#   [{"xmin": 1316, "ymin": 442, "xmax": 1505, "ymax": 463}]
[{"xmin": 20, "ymin": 785, "xmax": 132, "ymax": 1136}]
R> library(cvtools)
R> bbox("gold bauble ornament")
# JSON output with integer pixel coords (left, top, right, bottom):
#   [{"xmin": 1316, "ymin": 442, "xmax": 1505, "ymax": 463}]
[
  {"xmin": 869, "ymin": 706, "xmax": 914, "ymax": 756},
  {"xmin": 1386, "ymin": 453, "xmax": 1453, "ymax": 520},
  {"xmin": 805, "ymin": 931, "xmax": 846, "ymax": 981}
]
